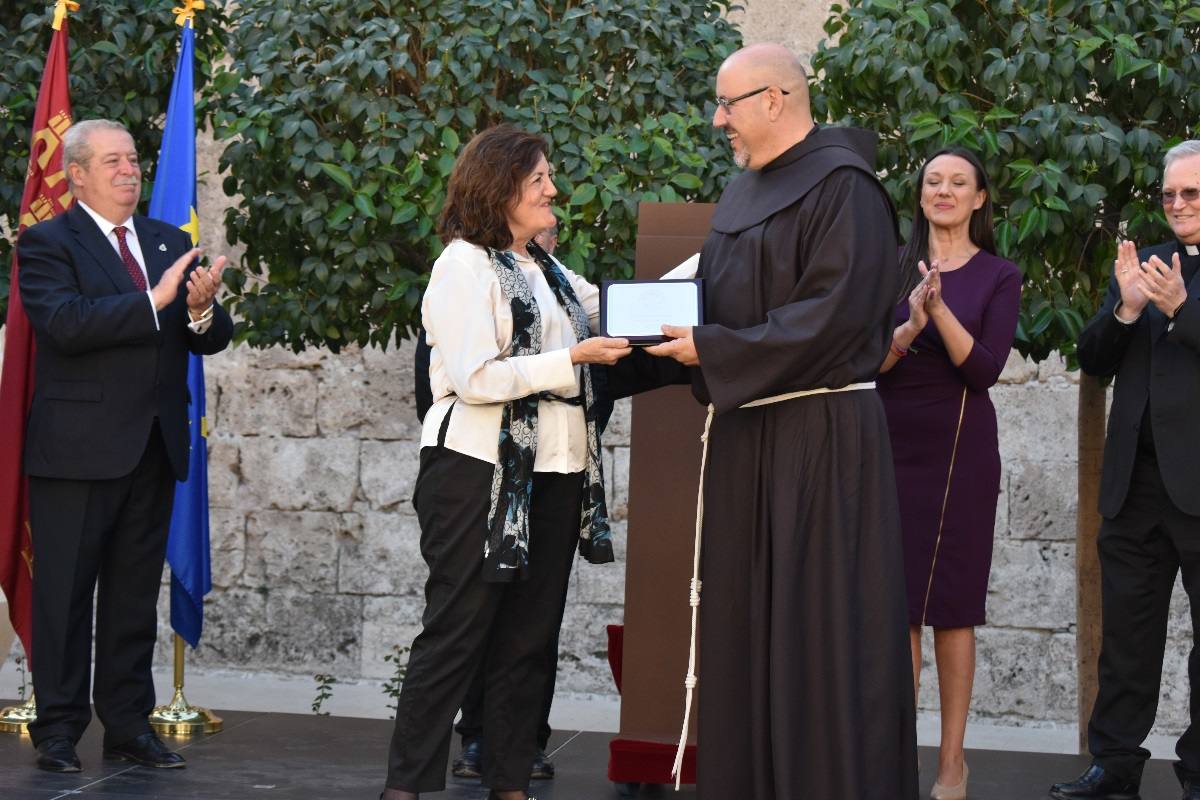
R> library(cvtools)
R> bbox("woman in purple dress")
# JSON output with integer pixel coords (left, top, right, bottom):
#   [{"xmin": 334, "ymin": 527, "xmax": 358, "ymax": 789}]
[{"xmin": 877, "ymin": 148, "xmax": 1022, "ymax": 800}]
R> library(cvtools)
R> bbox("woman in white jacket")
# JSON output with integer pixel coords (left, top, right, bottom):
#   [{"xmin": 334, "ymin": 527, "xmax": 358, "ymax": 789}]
[{"xmin": 381, "ymin": 124, "xmax": 630, "ymax": 800}]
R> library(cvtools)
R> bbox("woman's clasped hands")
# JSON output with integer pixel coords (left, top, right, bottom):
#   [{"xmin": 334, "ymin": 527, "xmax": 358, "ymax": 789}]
[{"xmin": 902, "ymin": 259, "xmax": 944, "ymax": 336}]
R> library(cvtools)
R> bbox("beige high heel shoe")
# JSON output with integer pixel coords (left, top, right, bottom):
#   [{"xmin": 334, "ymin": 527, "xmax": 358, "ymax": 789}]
[{"xmin": 930, "ymin": 762, "xmax": 968, "ymax": 800}]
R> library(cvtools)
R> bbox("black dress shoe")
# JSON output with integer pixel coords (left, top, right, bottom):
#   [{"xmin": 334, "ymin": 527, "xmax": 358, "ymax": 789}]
[
  {"xmin": 103, "ymin": 732, "xmax": 186, "ymax": 768},
  {"xmin": 35, "ymin": 736, "xmax": 81, "ymax": 773},
  {"xmin": 530, "ymin": 749, "xmax": 555, "ymax": 780},
  {"xmin": 1176, "ymin": 762, "xmax": 1200, "ymax": 799},
  {"xmin": 452, "ymin": 739, "xmax": 482, "ymax": 779},
  {"xmin": 1050, "ymin": 763, "xmax": 1140, "ymax": 799}
]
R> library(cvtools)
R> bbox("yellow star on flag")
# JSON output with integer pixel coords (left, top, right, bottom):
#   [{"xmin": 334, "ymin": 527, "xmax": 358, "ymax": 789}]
[{"xmin": 179, "ymin": 205, "xmax": 200, "ymax": 245}]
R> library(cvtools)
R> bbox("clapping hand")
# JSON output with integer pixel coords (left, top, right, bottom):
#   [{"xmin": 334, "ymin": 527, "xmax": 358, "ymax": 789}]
[
  {"xmin": 920, "ymin": 259, "xmax": 945, "ymax": 317},
  {"xmin": 1138, "ymin": 251, "xmax": 1188, "ymax": 318},
  {"xmin": 151, "ymin": 247, "xmax": 201, "ymax": 311},
  {"xmin": 1114, "ymin": 240, "xmax": 1148, "ymax": 321},
  {"xmin": 186, "ymin": 255, "xmax": 229, "ymax": 319},
  {"xmin": 907, "ymin": 260, "xmax": 937, "ymax": 329}
]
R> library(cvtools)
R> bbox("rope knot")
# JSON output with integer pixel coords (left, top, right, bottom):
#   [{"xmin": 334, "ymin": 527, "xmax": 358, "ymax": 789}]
[{"xmin": 684, "ymin": 675, "xmax": 698, "ymax": 689}]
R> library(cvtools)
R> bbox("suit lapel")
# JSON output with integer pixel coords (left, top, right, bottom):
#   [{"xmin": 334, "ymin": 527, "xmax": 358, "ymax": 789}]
[
  {"xmin": 66, "ymin": 204, "xmax": 136, "ymax": 293},
  {"xmin": 134, "ymin": 215, "xmax": 172, "ymax": 286}
]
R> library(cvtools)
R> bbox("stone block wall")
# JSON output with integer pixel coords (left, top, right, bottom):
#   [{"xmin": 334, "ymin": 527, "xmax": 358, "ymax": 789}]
[
  {"xmin": 5, "ymin": 325, "xmax": 1192, "ymax": 732},
  {"xmin": 148, "ymin": 339, "xmax": 631, "ymax": 697},
  {"xmin": 141, "ymin": 342, "xmax": 1193, "ymax": 736}
]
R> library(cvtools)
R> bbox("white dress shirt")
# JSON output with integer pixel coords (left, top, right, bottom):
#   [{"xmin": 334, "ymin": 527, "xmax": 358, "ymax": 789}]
[
  {"xmin": 421, "ymin": 239, "xmax": 601, "ymax": 473},
  {"xmin": 76, "ymin": 200, "xmax": 213, "ymax": 334}
]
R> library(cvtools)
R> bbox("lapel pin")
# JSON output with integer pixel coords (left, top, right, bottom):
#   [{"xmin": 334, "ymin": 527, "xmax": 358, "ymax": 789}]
[{"xmin": 159, "ymin": 243, "xmax": 168, "ymax": 251}]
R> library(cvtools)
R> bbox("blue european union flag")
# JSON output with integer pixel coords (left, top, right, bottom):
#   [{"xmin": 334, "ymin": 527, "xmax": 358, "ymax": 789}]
[{"xmin": 148, "ymin": 21, "xmax": 209, "ymax": 648}]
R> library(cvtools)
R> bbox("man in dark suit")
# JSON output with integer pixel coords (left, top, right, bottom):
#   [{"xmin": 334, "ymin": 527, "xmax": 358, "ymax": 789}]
[
  {"xmin": 1053, "ymin": 140, "xmax": 1200, "ymax": 800},
  {"xmin": 16, "ymin": 118, "xmax": 233, "ymax": 773}
]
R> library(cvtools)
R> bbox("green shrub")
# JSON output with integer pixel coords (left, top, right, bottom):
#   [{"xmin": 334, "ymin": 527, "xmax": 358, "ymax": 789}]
[
  {"xmin": 812, "ymin": 0, "xmax": 1200, "ymax": 364},
  {"xmin": 213, "ymin": 0, "xmax": 741, "ymax": 352}
]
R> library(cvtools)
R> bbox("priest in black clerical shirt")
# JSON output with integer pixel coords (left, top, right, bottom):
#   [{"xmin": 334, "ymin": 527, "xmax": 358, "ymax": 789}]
[
  {"xmin": 1053, "ymin": 141, "xmax": 1200, "ymax": 800},
  {"xmin": 612, "ymin": 43, "xmax": 919, "ymax": 799}
]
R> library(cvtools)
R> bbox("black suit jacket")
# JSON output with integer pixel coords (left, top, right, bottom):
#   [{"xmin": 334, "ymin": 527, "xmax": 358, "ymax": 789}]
[
  {"xmin": 17, "ymin": 204, "xmax": 233, "ymax": 482},
  {"xmin": 1077, "ymin": 239, "xmax": 1200, "ymax": 518}
]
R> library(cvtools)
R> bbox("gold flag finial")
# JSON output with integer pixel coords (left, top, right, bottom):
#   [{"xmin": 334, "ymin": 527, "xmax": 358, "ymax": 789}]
[
  {"xmin": 173, "ymin": 0, "xmax": 205, "ymax": 27},
  {"xmin": 51, "ymin": 0, "xmax": 79, "ymax": 31}
]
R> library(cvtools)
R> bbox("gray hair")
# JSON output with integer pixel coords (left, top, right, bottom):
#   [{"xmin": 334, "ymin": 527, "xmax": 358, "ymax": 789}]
[
  {"xmin": 63, "ymin": 119, "xmax": 132, "ymax": 188},
  {"xmin": 1164, "ymin": 139, "xmax": 1200, "ymax": 172}
]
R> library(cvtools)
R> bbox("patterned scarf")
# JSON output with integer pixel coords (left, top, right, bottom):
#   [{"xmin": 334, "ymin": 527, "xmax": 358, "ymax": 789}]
[{"xmin": 483, "ymin": 242, "xmax": 614, "ymax": 582}]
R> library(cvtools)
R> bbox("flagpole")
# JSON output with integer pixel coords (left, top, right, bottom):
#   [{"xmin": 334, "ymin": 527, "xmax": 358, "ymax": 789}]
[
  {"xmin": 148, "ymin": 634, "xmax": 222, "ymax": 735},
  {"xmin": 148, "ymin": 0, "xmax": 221, "ymax": 738}
]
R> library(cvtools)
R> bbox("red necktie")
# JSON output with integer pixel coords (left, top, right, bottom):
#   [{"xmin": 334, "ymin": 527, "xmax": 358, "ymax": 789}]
[{"xmin": 113, "ymin": 225, "xmax": 148, "ymax": 291}]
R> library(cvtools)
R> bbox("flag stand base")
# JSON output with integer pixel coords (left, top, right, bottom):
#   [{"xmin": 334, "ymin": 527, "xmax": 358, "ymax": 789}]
[
  {"xmin": 149, "ymin": 635, "xmax": 222, "ymax": 736},
  {"xmin": 149, "ymin": 687, "xmax": 223, "ymax": 736},
  {"xmin": 0, "ymin": 696, "xmax": 36, "ymax": 735}
]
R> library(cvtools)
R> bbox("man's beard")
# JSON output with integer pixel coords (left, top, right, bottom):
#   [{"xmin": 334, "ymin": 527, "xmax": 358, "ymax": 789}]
[{"xmin": 733, "ymin": 147, "xmax": 750, "ymax": 168}]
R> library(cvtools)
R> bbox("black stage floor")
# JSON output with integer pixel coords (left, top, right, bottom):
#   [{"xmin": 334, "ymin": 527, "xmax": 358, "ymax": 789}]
[{"xmin": 0, "ymin": 705, "xmax": 1189, "ymax": 799}]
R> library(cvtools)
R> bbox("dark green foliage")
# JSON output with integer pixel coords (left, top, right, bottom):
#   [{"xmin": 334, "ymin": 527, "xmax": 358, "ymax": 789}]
[
  {"xmin": 0, "ymin": 1, "xmax": 229, "ymax": 324},
  {"xmin": 213, "ymin": 0, "xmax": 741, "ymax": 352},
  {"xmin": 812, "ymin": 0, "xmax": 1200, "ymax": 363}
]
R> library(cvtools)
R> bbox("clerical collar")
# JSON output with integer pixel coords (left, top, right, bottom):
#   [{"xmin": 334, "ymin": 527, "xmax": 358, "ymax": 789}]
[
  {"xmin": 762, "ymin": 125, "xmax": 821, "ymax": 174},
  {"xmin": 1186, "ymin": 244, "xmax": 1199, "ymax": 256}
]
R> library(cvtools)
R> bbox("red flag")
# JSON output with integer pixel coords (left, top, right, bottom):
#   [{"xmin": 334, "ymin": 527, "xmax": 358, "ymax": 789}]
[{"xmin": 0, "ymin": 14, "xmax": 74, "ymax": 666}]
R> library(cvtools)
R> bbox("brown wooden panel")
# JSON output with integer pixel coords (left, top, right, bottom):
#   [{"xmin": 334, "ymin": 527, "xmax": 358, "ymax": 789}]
[{"xmin": 618, "ymin": 202, "xmax": 714, "ymax": 743}]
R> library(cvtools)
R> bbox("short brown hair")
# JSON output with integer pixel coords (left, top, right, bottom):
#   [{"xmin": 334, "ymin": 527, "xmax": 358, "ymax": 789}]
[{"xmin": 437, "ymin": 124, "xmax": 549, "ymax": 250}]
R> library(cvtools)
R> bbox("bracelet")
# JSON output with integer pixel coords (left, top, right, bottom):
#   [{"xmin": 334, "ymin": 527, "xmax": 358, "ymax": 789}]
[
  {"xmin": 1169, "ymin": 298, "xmax": 1188, "ymax": 321},
  {"xmin": 890, "ymin": 340, "xmax": 909, "ymax": 358},
  {"xmin": 188, "ymin": 304, "xmax": 215, "ymax": 324}
]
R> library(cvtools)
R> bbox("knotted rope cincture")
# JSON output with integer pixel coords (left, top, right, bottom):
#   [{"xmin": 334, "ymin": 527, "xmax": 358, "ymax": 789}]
[
  {"xmin": 668, "ymin": 382, "xmax": 877, "ymax": 791},
  {"xmin": 669, "ymin": 402, "xmax": 714, "ymax": 790}
]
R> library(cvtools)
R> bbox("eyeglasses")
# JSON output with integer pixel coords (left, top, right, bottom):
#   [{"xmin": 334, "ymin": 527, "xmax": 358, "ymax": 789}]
[
  {"xmin": 714, "ymin": 86, "xmax": 790, "ymax": 113},
  {"xmin": 1161, "ymin": 187, "xmax": 1200, "ymax": 205}
]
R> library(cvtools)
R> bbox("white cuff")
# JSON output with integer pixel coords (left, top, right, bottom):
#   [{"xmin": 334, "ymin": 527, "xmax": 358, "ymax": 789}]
[
  {"xmin": 1113, "ymin": 302, "xmax": 1141, "ymax": 325},
  {"xmin": 145, "ymin": 291, "xmax": 160, "ymax": 331},
  {"xmin": 187, "ymin": 304, "xmax": 215, "ymax": 334}
]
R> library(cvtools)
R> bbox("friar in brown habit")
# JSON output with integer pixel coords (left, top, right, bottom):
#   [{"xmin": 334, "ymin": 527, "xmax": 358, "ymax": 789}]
[{"xmin": 614, "ymin": 43, "xmax": 919, "ymax": 798}]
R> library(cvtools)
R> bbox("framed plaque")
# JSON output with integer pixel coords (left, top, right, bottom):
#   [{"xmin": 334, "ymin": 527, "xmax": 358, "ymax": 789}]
[{"xmin": 599, "ymin": 278, "xmax": 704, "ymax": 345}]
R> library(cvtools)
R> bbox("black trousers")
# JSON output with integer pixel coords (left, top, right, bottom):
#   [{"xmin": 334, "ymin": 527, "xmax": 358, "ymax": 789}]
[
  {"xmin": 455, "ymin": 588, "xmax": 564, "ymax": 751},
  {"xmin": 27, "ymin": 423, "xmax": 175, "ymax": 747},
  {"xmin": 1089, "ymin": 450, "xmax": 1200, "ymax": 782},
  {"xmin": 385, "ymin": 445, "xmax": 583, "ymax": 793}
]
